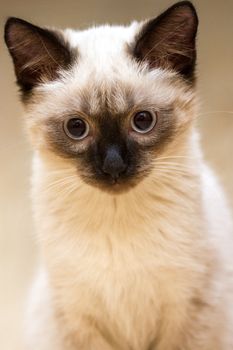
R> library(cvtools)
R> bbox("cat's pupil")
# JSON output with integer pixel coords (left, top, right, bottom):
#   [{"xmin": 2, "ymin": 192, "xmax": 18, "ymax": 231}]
[
  {"xmin": 66, "ymin": 118, "xmax": 87, "ymax": 138},
  {"xmin": 133, "ymin": 111, "xmax": 154, "ymax": 131}
]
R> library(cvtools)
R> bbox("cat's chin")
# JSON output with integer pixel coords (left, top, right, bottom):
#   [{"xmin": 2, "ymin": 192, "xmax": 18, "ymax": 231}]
[
  {"xmin": 99, "ymin": 182, "xmax": 138, "ymax": 195},
  {"xmin": 82, "ymin": 177, "xmax": 141, "ymax": 195}
]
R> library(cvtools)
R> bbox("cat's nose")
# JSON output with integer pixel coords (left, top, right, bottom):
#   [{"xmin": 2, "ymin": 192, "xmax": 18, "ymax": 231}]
[{"xmin": 102, "ymin": 145, "xmax": 127, "ymax": 180}]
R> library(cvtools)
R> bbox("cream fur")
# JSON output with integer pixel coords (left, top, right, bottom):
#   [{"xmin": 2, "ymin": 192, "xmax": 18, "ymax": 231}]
[{"xmin": 23, "ymin": 23, "xmax": 233, "ymax": 350}]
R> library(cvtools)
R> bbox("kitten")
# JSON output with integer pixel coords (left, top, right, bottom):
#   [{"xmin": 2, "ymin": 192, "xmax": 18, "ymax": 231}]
[{"xmin": 4, "ymin": 1, "xmax": 233, "ymax": 349}]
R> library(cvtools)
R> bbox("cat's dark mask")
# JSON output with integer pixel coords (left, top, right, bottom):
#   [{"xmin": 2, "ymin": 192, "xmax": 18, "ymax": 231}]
[{"xmin": 45, "ymin": 105, "xmax": 175, "ymax": 192}]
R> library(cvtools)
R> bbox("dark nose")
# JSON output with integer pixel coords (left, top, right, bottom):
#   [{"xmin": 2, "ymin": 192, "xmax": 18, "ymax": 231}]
[{"xmin": 102, "ymin": 145, "xmax": 127, "ymax": 180}]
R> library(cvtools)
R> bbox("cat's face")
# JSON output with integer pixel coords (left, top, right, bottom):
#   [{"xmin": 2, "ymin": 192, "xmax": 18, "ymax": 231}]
[{"xmin": 5, "ymin": 2, "xmax": 198, "ymax": 194}]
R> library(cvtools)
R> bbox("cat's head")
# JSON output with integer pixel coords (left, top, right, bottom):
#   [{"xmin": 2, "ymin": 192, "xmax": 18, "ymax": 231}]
[{"xmin": 5, "ymin": 1, "xmax": 198, "ymax": 194}]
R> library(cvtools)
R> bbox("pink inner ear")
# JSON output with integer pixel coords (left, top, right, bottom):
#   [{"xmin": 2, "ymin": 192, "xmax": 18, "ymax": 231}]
[
  {"xmin": 134, "ymin": 2, "xmax": 198, "ymax": 80},
  {"xmin": 5, "ymin": 18, "xmax": 73, "ymax": 92}
]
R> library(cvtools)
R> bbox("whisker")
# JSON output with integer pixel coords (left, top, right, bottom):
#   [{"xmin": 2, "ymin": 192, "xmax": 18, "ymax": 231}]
[
  {"xmin": 154, "ymin": 155, "xmax": 196, "ymax": 161},
  {"xmin": 61, "ymin": 183, "xmax": 81, "ymax": 199},
  {"xmin": 153, "ymin": 162, "xmax": 195, "ymax": 173},
  {"xmin": 153, "ymin": 161, "xmax": 193, "ymax": 167},
  {"xmin": 45, "ymin": 169, "xmax": 76, "ymax": 176},
  {"xmin": 153, "ymin": 167, "xmax": 192, "ymax": 177},
  {"xmin": 154, "ymin": 165, "xmax": 192, "ymax": 171},
  {"xmin": 196, "ymin": 110, "xmax": 233, "ymax": 118},
  {"xmin": 151, "ymin": 171, "xmax": 196, "ymax": 191},
  {"xmin": 45, "ymin": 175, "xmax": 78, "ymax": 186},
  {"xmin": 152, "ymin": 167, "xmax": 195, "ymax": 178},
  {"xmin": 43, "ymin": 175, "xmax": 80, "ymax": 193},
  {"xmin": 50, "ymin": 182, "xmax": 81, "ymax": 199}
]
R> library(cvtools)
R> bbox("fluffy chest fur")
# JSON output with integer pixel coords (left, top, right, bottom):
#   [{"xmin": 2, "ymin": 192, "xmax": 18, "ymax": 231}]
[{"xmin": 31, "ymin": 154, "xmax": 216, "ymax": 350}]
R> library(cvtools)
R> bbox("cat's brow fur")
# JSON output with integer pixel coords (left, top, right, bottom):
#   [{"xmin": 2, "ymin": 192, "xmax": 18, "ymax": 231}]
[{"xmin": 4, "ymin": 2, "xmax": 233, "ymax": 350}]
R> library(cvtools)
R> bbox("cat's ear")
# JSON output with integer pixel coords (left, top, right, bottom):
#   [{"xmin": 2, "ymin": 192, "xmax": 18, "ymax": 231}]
[
  {"xmin": 134, "ymin": 1, "xmax": 198, "ymax": 80},
  {"xmin": 4, "ymin": 17, "xmax": 74, "ymax": 95}
]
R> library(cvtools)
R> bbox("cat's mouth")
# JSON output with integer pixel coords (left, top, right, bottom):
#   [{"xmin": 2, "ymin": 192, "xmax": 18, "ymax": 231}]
[
  {"xmin": 106, "ymin": 178, "xmax": 138, "ymax": 193},
  {"xmin": 77, "ymin": 146, "xmax": 150, "ymax": 194}
]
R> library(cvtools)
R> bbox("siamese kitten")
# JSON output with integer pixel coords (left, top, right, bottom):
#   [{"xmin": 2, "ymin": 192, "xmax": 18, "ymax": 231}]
[{"xmin": 4, "ymin": 1, "xmax": 233, "ymax": 349}]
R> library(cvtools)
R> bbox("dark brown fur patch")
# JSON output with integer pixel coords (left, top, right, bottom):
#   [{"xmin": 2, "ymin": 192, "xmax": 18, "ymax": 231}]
[
  {"xmin": 132, "ymin": 1, "xmax": 198, "ymax": 81},
  {"xmin": 4, "ymin": 17, "xmax": 76, "ymax": 99}
]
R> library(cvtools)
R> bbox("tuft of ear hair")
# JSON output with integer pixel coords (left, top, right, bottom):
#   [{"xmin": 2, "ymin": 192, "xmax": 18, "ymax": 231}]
[
  {"xmin": 134, "ymin": 1, "xmax": 198, "ymax": 81},
  {"xmin": 4, "ymin": 18, "xmax": 74, "ymax": 96}
]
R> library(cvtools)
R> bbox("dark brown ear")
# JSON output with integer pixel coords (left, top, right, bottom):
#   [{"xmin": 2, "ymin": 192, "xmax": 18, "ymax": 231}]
[
  {"xmin": 134, "ymin": 1, "xmax": 198, "ymax": 81},
  {"xmin": 4, "ymin": 18, "xmax": 74, "ymax": 95}
]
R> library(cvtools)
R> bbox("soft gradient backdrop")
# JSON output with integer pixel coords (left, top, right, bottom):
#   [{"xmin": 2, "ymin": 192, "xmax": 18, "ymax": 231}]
[{"xmin": 0, "ymin": 1, "xmax": 232, "ymax": 349}]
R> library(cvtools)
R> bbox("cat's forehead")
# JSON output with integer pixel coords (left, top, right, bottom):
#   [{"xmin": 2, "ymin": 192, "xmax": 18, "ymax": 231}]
[
  {"xmin": 63, "ymin": 22, "xmax": 144, "ymax": 87},
  {"xmin": 64, "ymin": 22, "xmax": 139, "ymax": 58},
  {"xmin": 38, "ymin": 68, "xmax": 177, "ymax": 119}
]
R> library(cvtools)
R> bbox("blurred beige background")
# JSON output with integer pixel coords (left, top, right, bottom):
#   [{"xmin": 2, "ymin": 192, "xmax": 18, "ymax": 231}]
[{"xmin": 0, "ymin": 0, "xmax": 232, "ymax": 349}]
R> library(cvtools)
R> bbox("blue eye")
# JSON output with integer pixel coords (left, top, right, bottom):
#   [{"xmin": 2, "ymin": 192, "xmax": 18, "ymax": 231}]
[
  {"xmin": 64, "ymin": 117, "xmax": 89, "ymax": 140},
  {"xmin": 131, "ymin": 111, "xmax": 157, "ymax": 133}
]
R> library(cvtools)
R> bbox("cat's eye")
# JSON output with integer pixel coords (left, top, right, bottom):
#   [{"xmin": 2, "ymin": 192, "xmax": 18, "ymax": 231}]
[
  {"xmin": 131, "ymin": 111, "xmax": 157, "ymax": 134},
  {"xmin": 64, "ymin": 117, "xmax": 89, "ymax": 140}
]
